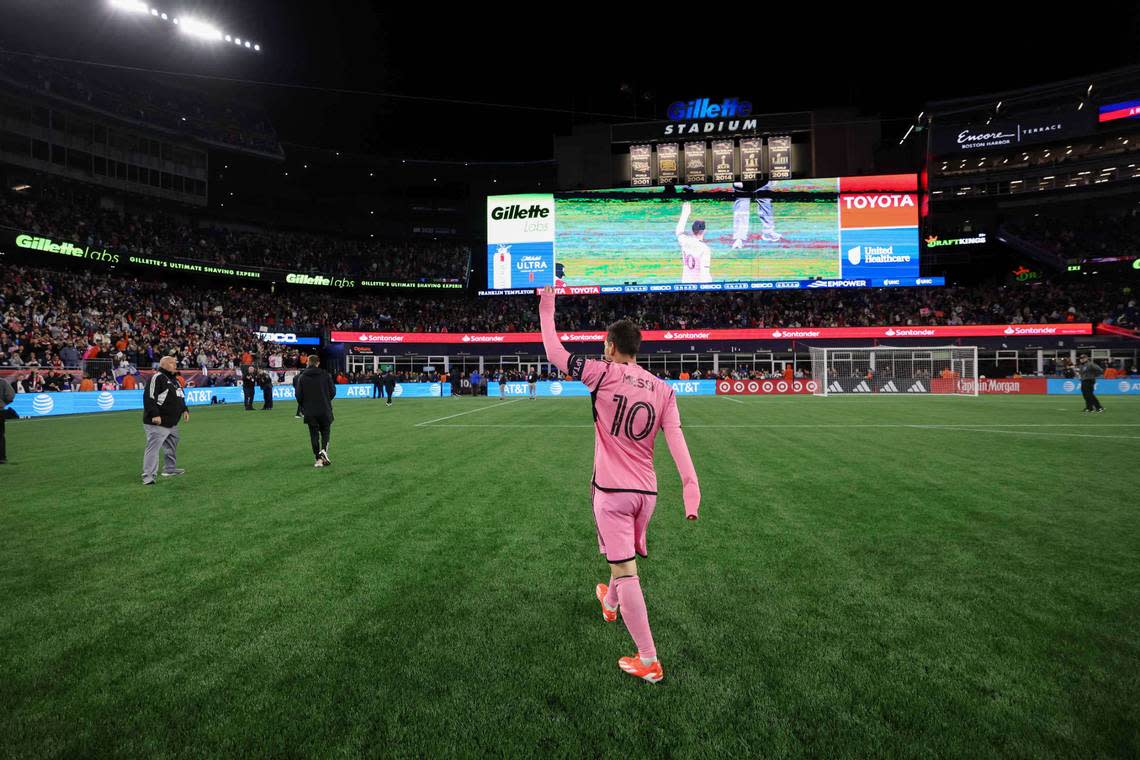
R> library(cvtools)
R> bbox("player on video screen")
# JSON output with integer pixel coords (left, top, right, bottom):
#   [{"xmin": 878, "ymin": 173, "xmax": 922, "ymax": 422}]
[
  {"xmin": 732, "ymin": 181, "xmax": 784, "ymax": 249},
  {"xmin": 675, "ymin": 202, "xmax": 712, "ymax": 283}
]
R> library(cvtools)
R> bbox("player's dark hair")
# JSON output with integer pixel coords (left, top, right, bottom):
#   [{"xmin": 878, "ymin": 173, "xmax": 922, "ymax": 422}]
[
  {"xmin": 607, "ymin": 319, "xmax": 642, "ymax": 357},
  {"xmin": 692, "ymin": 219, "xmax": 706, "ymax": 234}
]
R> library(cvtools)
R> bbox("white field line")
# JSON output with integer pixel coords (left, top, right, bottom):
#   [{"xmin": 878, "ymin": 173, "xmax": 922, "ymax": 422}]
[{"xmin": 415, "ymin": 399, "xmax": 524, "ymax": 427}]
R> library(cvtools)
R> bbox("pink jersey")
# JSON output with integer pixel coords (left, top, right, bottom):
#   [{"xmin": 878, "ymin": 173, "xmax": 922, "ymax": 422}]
[
  {"xmin": 571, "ymin": 357, "xmax": 676, "ymax": 494},
  {"xmin": 539, "ymin": 290, "xmax": 701, "ymax": 517}
]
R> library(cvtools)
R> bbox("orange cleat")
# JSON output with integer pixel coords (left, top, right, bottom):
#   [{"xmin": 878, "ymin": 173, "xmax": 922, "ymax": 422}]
[
  {"xmin": 618, "ymin": 656, "xmax": 664, "ymax": 683},
  {"xmin": 595, "ymin": 583, "xmax": 618, "ymax": 622}
]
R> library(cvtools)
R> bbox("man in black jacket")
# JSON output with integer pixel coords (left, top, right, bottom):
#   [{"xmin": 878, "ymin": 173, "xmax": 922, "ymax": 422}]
[
  {"xmin": 142, "ymin": 356, "xmax": 189, "ymax": 485},
  {"xmin": 1078, "ymin": 354, "xmax": 1105, "ymax": 413},
  {"xmin": 296, "ymin": 355, "xmax": 336, "ymax": 468},
  {"xmin": 383, "ymin": 368, "xmax": 397, "ymax": 406},
  {"xmin": 242, "ymin": 368, "xmax": 256, "ymax": 410},
  {"xmin": 259, "ymin": 370, "xmax": 274, "ymax": 410},
  {"xmin": 0, "ymin": 375, "xmax": 14, "ymax": 464}
]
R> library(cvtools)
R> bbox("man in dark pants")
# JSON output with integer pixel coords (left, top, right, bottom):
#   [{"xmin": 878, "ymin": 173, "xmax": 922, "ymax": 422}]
[
  {"xmin": 1078, "ymin": 354, "xmax": 1105, "ymax": 413},
  {"xmin": 296, "ymin": 355, "xmax": 336, "ymax": 468},
  {"xmin": 142, "ymin": 356, "xmax": 189, "ymax": 485},
  {"xmin": 242, "ymin": 368, "xmax": 256, "ymax": 410},
  {"xmin": 383, "ymin": 368, "xmax": 397, "ymax": 406},
  {"xmin": 259, "ymin": 370, "xmax": 274, "ymax": 410},
  {"xmin": 292, "ymin": 370, "xmax": 303, "ymax": 419},
  {"xmin": 0, "ymin": 375, "xmax": 14, "ymax": 463},
  {"xmin": 372, "ymin": 370, "xmax": 383, "ymax": 400}
]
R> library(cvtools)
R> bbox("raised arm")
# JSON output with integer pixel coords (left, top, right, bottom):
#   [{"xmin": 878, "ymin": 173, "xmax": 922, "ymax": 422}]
[
  {"xmin": 675, "ymin": 201, "xmax": 692, "ymax": 238},
  {"xmin": 538, "ymin": 286, "xmax": 571, "ymax": 375},
  {"xmin": 661, "ymin": 393, "xmax": 701, "ymax": 520}
]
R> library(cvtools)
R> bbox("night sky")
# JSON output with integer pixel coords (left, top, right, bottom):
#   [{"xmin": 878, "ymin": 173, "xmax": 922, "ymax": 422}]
[{"xmin": 2, "ymin": 0, "xmax": 1139, "ymax": 161}]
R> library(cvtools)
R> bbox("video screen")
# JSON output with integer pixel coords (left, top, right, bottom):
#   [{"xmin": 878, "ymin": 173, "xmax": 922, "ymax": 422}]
[{"xmin": 484, "ymin": 175, "xmax": 938, "ymax": 295}]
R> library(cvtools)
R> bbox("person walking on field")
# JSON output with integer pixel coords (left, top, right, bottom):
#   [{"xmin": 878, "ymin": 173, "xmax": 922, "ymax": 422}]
[
  {"xmin": 142, "ymin": 356, "xmax": 189, "ymax": 485},
  {"xmin": 1078, "ymin": 354, "xmax": 1105, "ymax": 413},
  {"xmin": 296, "ymin": 355, "xmax": 336, "ymax": 468}
]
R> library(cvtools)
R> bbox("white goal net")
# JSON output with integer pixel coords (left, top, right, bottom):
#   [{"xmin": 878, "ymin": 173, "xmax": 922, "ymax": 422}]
[{"xmin": 808, "ymin": 346, "xmax": 978, "ymax": 396}]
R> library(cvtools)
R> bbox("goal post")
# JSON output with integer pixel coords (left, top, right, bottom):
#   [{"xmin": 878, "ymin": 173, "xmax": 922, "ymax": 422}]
[{"xmin": 808, "ymin": 346, "xmax": 978, "ymax": 396}]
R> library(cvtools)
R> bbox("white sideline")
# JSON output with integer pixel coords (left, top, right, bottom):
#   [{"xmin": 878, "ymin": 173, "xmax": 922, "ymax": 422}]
[{"xmin": 415, "ymin": 399, "xmax": 524, "ymax": 427}]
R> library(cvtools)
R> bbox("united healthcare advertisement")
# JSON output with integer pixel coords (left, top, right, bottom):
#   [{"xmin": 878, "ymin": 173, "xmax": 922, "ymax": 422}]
[{"xmin": 484, "ymin": 175, "xmax": 936, "ymax": 295}]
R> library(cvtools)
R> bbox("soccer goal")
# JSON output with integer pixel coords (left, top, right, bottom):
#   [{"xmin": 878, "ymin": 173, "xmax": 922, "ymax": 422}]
[{"xmin": 807, "ymin": 346, "xmax": 978, "ymax": 396}]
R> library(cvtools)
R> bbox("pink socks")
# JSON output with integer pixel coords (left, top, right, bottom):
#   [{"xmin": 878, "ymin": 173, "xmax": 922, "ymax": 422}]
[
  {"xmin": 603, "ymin": 579, "xmax": 619, "ymax": 609},
  {"xmin": 613, "ymin": 575, "xmax": 656, "ymax": 661}
]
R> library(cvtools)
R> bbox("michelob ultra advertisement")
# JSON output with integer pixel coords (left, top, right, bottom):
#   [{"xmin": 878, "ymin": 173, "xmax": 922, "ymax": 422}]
[{"xmin": 485, "ymin": 194, "xmax": 556, "ymax": 290}]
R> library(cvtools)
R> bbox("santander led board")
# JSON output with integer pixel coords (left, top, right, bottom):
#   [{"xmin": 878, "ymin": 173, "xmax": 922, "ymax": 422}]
[{"xmin": 484, "ymin": 175, "xmax": 935, "ymax": 296}]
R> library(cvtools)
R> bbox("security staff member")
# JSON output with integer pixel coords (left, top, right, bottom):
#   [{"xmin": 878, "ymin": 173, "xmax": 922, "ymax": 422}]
[
  {"xmin": 1078, "ymin": 354, "xmax": 1105, "ymax": 413},
  {"xmin": 296, "ymin": 355, "xmax": 335, "ymax": 467},
  {"xmin": 0, "ymin": 375, "xmax": 14, "ymax": 464},
  {"xmin": 292, "ymin": 369, "xmax": 303, "ymax": 418},
  {"xmin": 259, "ymin": 370, "xmax": 274, "ymax": 410},
  {"xmin": 142, "ymin": 356, "xmax": 189, "ymax": 485},
  {"xmin": 242, "ymin": 368, "xmax": 256, "ymax": 410},
  {"xmin": 383, "ymin": 368, "xmax": 397, "ymax": 406},
  {"xmin": 372, "ymin": 370, "xmax": 383, "ymax": 400}
]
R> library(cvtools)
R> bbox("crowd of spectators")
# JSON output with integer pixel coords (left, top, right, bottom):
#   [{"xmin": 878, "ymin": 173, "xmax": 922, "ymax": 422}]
[
  {"xmin": 3, "ymin": 258, "xmax": 1136, "ymax": 374},
  {"xmin": 1, "ymin": 186, "xmax": 471, "ymax": 282},
  {"xmin": 1004, "ymin": 206, "xmax": 1140, "ymax": 264},
  {"xmin": 0, "ymin": 52, "xmax": 281, "ymax": 156}
]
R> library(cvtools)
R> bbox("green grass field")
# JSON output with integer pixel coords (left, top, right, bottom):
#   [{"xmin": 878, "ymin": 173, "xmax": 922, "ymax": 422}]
[{"xmin": 2, "ymin": 395, "xmax": 1139, "ymax": 758}]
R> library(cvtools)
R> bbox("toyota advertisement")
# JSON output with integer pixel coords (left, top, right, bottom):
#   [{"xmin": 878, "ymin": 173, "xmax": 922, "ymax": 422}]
[{"xmin": 484, "ymin": 175, "xmax": 935, "ymax": 296}]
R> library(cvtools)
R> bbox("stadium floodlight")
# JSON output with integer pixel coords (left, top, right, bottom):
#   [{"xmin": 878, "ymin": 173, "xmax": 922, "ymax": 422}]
[
  {"xmin": 110, "ymin": 0, "xmax": 149, "ymax": 12},
  {"xmin": 234, "ymin": 37, "xmax": 242, "ymax": 45},
  {"xmin": 244, "ymin": 40, "xmax": 251, "ymax": 48},
  {"xmin": 254, "ymin": 44, "xmax": 260, "ymax": 51},
  {"xmin": 160, "ymin": 12, "xmax": 167, "ymax": 19},
  {"xmin": 224, "ymin": 34, "xmax": 232, "ymax": 41},
  {"xmin": 180, "ymin": 16, "xmax": 223, "ymax": 40},
  {"xmin": 150, "ymin": 7, "xmax": 159, "ymax": 15}
]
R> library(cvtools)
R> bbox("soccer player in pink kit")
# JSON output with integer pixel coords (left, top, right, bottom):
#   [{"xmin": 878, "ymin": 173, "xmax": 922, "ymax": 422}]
[{"xmin": 539, "ymin": 286, "xmax": 701, "ymax": 683}]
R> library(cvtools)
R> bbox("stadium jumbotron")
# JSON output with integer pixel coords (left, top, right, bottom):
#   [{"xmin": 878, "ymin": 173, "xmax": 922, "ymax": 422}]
[{"xmin": 1, "ymin": 3, "xmax": 1138, "ymax": 757}]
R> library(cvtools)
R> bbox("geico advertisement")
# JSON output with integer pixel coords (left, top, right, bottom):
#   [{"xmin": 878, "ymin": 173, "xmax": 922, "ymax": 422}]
[{"xmin": 486, "ymin": 194, "xmax": 555, "ymax": 290}]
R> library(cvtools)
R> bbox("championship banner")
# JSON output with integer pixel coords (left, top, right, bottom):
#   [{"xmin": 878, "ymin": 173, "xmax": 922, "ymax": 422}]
[
  {"xmin": 630, "ymin": 144, "xmax": 652, "ymax": 187},
  {"xmin": 739, "ymin": 137, "xmax": 762, "ymax": 181},
  {"xmin": 717, "ymin": 379, "xmax": 817, "ymax": 395},
  {"xmin": 684, "ymin": 142, "xmax": 707, "ymax": 183},
  {"xmin": 332, "ymin": 323, "xmax": 1093, "ymax": 345},
  {"xmin": 768, "ymin": 135, "xmax": 792, "ymax": 179},
  {"xmin": 657, "ymin": 143, "xmax": 680, "ymax": 185},
  {"xmin": 711, "ymin": 139, "xmax": 735, "ymax": 182}
]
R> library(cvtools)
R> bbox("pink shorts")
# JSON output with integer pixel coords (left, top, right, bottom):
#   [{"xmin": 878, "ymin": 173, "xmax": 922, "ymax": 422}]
[{"xmin": 592, "ymin": 489, "xmax": 657, "ymax": 563}]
